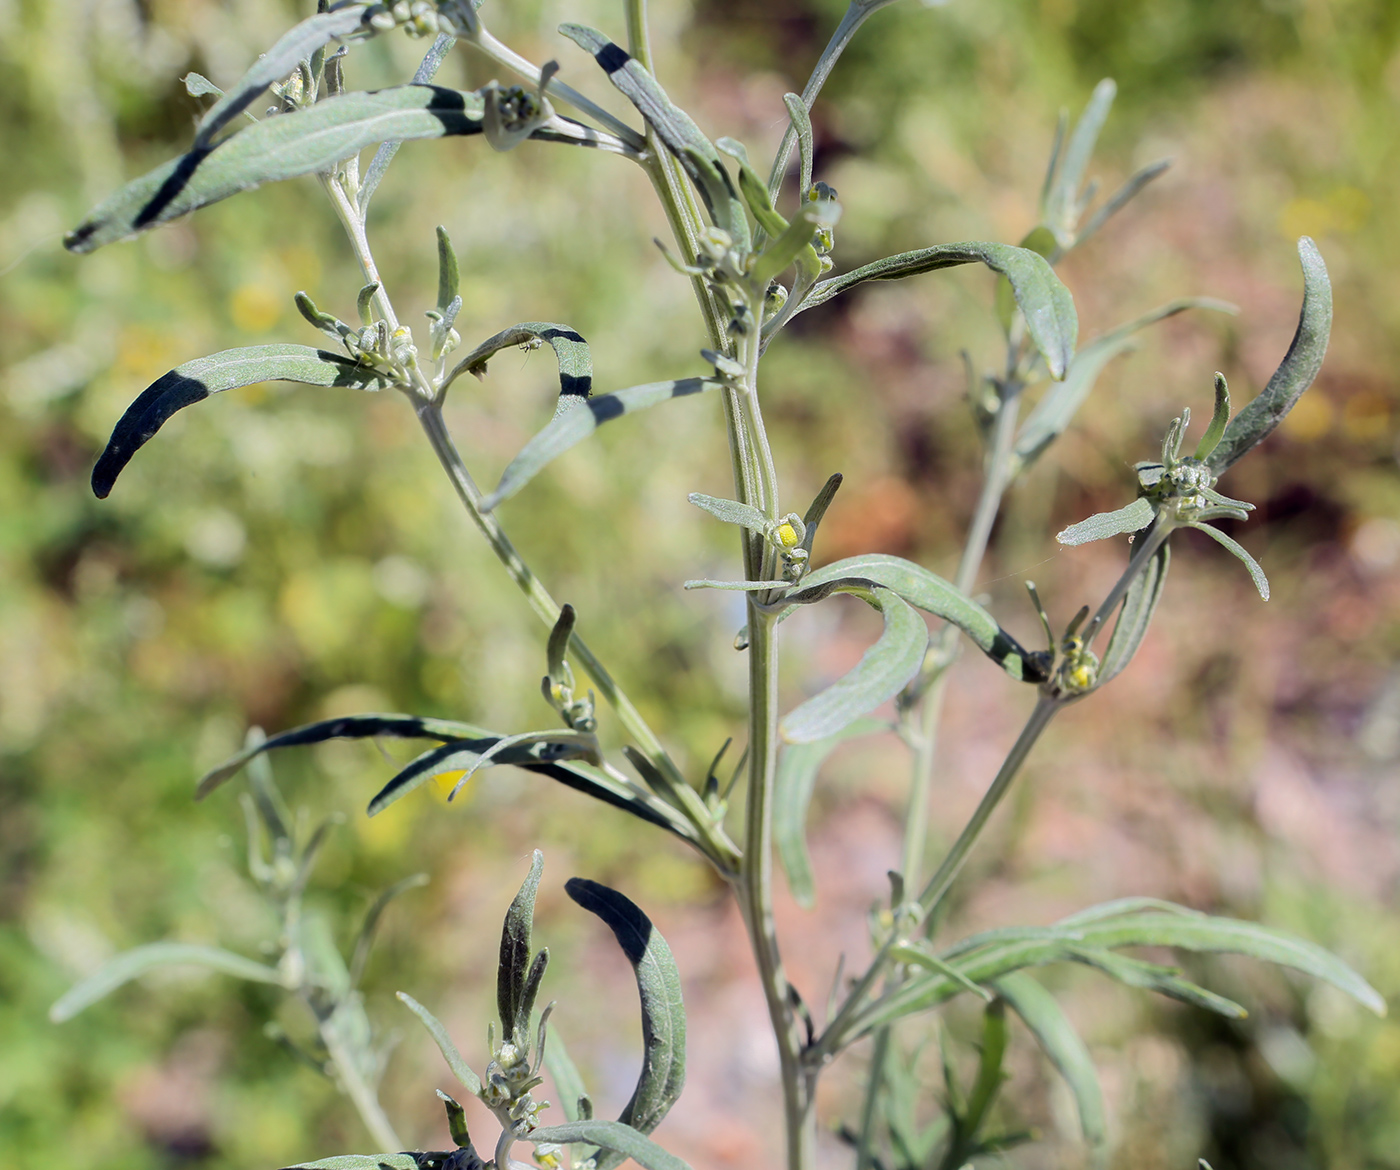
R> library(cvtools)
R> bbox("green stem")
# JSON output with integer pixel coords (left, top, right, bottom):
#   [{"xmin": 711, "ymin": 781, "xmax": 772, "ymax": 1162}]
[
  {"xmin": 318, "ymin": 1010, "xmax": 404, "ymax": 1152},
  {"xmin": 1085, "ymin": 516, "xmax": 1174, "ymax": 652}
]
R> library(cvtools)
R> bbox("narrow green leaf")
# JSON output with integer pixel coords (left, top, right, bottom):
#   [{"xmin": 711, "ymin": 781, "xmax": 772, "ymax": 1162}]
[
  {"xmin": 529, "ymin": 1121, "xmax": 691, "ymax": 1170},
  {"xmin": 92, "ymin": 344, "xmax": 391, "ymax": 498},
  {"xmin": 547, "ymin": 604, "xmax": 577, "ymax": 684},
  {"xmin": 482, "ymin": 377, "xmax": 723, "ymax": 510},
  {"xmin": 50, "ymin": 943, "xmax": 283, "ymax": 1022},
  {"xmin": 1013, "ymin": 298, "xmax": 1236, "ymax": 472},
  {"xmin": 445, "ymin": 730, "xmax": 600, "ymax": 801},
  {"xmin": 1208, "ymin": 237, "xmax": 1333, "ymax": 473},
  {"xmin": 1192, "ymin": 372, "xmax": 1232, "ymax": 461},
  {"xmin": 281, "ymin": 1156, "xmax": 436, "ymax": 1170},
  {"xmin": 435, "ymin": 225, "xmax": 460, "ymax": 314},
  {"xmin": 683, "ymin": 579, "xmax": 791, "ymax": 591},
  {"xmin": 993, "ymin": 972, "xmax": 1106, "ymax": 1148},
  {"xmin": 564, "ymin": 879, "xmax": 686, "ymax": 1162},
  {"xmin": 1067, "ymin": 946, "xmax": 1246, "ymax": 1018},
  {"xmin": 1045, "ymin": 78, "xmax": 1116, "ymax": 239},
  {"xmin": 799, "ymin": 472, "xmax": 843, "ymax": 557},
  {"xmin": 1056, "ymin": 897, "xmax": 1203, "ymax": 927},
  {"xmin": 794, "ymin": 241, "xmax": 1077, "ymax": 380},
  {"xmin": 1186, "ymin": 522, "xmax": 1270, "ymax": 600},
  {"xmin": 1056, "ymin": 497, "xmax": 1155, "ymax": 546},
  {"xmin": 359, "ymin": 32, "xmax": 458, "ymax": 212},
  {"xmin": 789, "ymin": 554, "xmax": 1042, "ymax": 682},
  {"xmin": 1076, "ymin": 158, "xmax": 1171, "ymax": 247},
  {"xmin": 500, "ymin": 851, "xmax": 545, "ymax": 1039},
  {"xmin": 517, "ymin": 949, "xmax": 550, "ymax": 1041},
  {"xmin": 349, "ymin": 873, "xmax": 429, "ymax": 990},
  {"xmin": 775, "ymin": 718, "xmax": 887, "ymax": 907},
  {"xmin": 750, "ymin": 198, "xmax": 839, "ymax": 288},
  {"xmin": 780, "ymin": 585, "xmax": 928, "ymax": 743},
  {"xmin": 782, "ymin": 93, "xmax": 815, "ymax": 205},
  {"xmin": 687, "ymin": 493, "xmax": 769, "ymax": 533},
  {"xmin": 543, "ymin": 1028, "xmax": 593, "ymax": 1124},
  {"xmin": 441, "ymin": 322, "xmax": 593, "ymax": 416},
  {"xmin": 889, "ymin": 942, "xmax": 992, "ymax": 1002},
  {"xmin": 1098, "ymin": 541, "xmax": 1169, "ymax": 686}
]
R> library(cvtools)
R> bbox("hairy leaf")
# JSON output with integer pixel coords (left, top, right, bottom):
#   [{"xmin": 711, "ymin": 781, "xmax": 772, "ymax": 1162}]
[
  {"xmin": 1056, "ymin": 497, "xmax": 1154, "ymax": 546},
  {"xmin": 500, "ymin": 852, "xmax": 545, "ymax": 1040},
  {"xmin": 780, "ymin": 585, "xmax": 927, "ymax": 743},
  {"xmin": 50, "ymin": 943, "xmax": 283, "ymax": 1022},
  {"xmin": 1186, "ymin": 523, "xmax": 1270, "ymax": 600},
  {"xmin": 1208, "ymin": 237, "xmax": 1332, "ymax": 473},
  {"xmin": 397, "ymin": 991, "xmax": 482, "ymax": 1096},
  {"xmin": 782, "ymin": 93, "xmax": 815, "ymax": 204},
  {"xmin": 482, "ymin": 378, "xmax": 723, "ymax": 510},
  {"xmin": 281, "ymin": 1157, "xmax": 441, "ymax": 1170},
  {"xmin": 1098, "ymin": 541, "xmax": 1169, "ymax": 685},
  {"xmin": 442, "ymin": 322, "xmax": 593, "ymax": 416},
  {"xmin": 529, "ymin": 1121, "xmax": 691, "ymax": 1170},
  {"xmin": 794, "ymin": 242, "xmax": 1077, "ymax": 380},
  {"xmin": 93, "ymin": 345, "xmax": 391, "ymax": 498},
  {"xmin": 687, "ymin": 492, "xmax": 769, "ymax": 533},
  {"xmin": 565, "ymin": 880, "xmax": 686, "ymax": 1165}
]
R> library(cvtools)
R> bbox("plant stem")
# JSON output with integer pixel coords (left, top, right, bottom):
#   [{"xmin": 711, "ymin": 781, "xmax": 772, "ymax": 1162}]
[
  {"xmin": 319, "ymin": 1012, "xmax": 404, "ymax": 1152},
  {"xmin": 1085, "ymin": 515, "xmax": 1174, "ymax": 651}
]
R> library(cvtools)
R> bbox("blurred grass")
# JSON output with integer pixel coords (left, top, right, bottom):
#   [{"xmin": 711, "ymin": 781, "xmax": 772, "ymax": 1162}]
[{"xmin": 1, "ymin": 0, "xmax": 1399, "ymax": 1168}]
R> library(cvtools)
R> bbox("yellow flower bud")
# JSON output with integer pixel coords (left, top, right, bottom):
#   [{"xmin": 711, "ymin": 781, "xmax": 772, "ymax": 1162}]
[{"xmin": 775, "ymin": 522, "xmax": 799, "ymax": 549}]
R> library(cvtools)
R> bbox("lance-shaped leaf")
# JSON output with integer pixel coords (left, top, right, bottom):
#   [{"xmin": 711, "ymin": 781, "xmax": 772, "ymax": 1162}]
[
  {"xmin": 792, "ymin": 241, "xmax": 1078, "ymax": 380},
  {"xmin": 442, "ymin": 729, "xmax": 601, "ymax": 801},
  {"xmin": 1208, "ymin": 237, "xmax": 1332, "ymax": 473},
  {"xmin": 442, "ymin": 322, "xmax": 593, "ymax": 416},
  {"xmin": 1187, "ymin": 522, "xmax": 1270, "ymax": 600},
  {"xmin": 789, "ymin": 554, "xmax": 1044, "ymax": 682},
  {"xmin": 196, "ymin": 713, "xmax": 497, "ymax": 799},
  {"xmin": 780, "ymin": 585, "xmax": 928, "ymax": 743},
  {"xmin": 1012, "ymin": 297, "xmax": 1236, "ymax": 473},
  {"xmin": 993, "ymin": 972, "xmax": 1106, "ymax": 1150},
  {"xmin": 499, "ymin": 852, "xmax": 544, "ymax": 1042},
  {"xmin": 1194, "ymin": 372, "xmax": 1232, "ymax": 461},
  {"xmin": 92, "ymin": 344, "xmax": 392, "ymax": 498},
  {"xmin": 559, "ymin": 24, "xmax": 748, "ymax": 250},
  {"xmin": 1043, "ymin": 79, "xmax": 1116, "ymax": 244},
  {"xmin": 782, "ymin": 93, "xmax": 815, "ymax": 207},
  {"xmin": 396, "ymin": 992, "xmax": 483, "ymax": 1096},
  {"xmin": 528, "ymin": 1121, "xmax": 691, "ymax": 1170},
  {"xmin": 798, "ymin": 472, "xmax": 842, "ymax": 559},
  {"xmin": 775, "ymin": 718, "xmax": 887, "ymax": 907},
  {"xmin": 50, "ymin": 943, "xmax": 284, "ymax": 1022},
  {"xmin": 564, "ymin": 879, "xmax": 686, "ymax": 1165},
  {"xmin": 1098, "ymin": 541, "xmax": 1169, "ymax": 686},
  {"xmin": 687, "ymin": 492, "xmax": 768, "ymax": 533},
  {"xmin": 282, "ymin": 1157, "xmax": 443, "ymax": 1170},
  {"xmin": 1056, "ymin": 497, "xmax": 1155, "ymax": 546},
  {"xmin": 482, "ymin": 377, "xmax": 724, "ymax": 510},
  {"xmin": 1067, "ymin": 946, "xmax": 1245, "ymax": 1017}
]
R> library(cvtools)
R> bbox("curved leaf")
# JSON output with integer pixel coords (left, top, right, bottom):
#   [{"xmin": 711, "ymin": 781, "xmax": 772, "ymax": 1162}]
[
  {"xmin": 93, "ymin": 344, "xmax": 391, "ymax": 498},
  {"xmin": 1187, "ymin": 522, "xmax": 1270, "ymax": 600},
  {"xmin": 1056, "ymin": 497, "xmax": 1154, "ymax": 546},
  {"xmin": 775, "ymin": 718, "xmax": 887, "ymax": 907},
  {"xmin": 793, "ymin": 241, "xmax": 1077, "ymax": 379},
  {"xmin": 993, "ymin": 972, "xmax": 1106, "ymax": 1149},
  {"xmin": 780, "ymin": 585, "xmax": 928, "ymax": 743},
  {"xmin": 1208, "ymin": 237, "xmax": 1333, "ymax": 473},
  {"xmin": 441, "ymin": 322, "xmax": 593, "ymax": 416},
  {"xmin": 281, "ymin": 1157, "xmax": 441, "ymax": 1170},
  {"xmin": 396, "ymin": 992, "xmax": 482, "ymax": 1096},
  {"xmin": 50, "ymin": 943, "xmax": 283, "ymax": 1022},
  {"xmin": 565, "ymin": 879, "xmax": 686, "ymax": 1162},
  {"xmin": 792, "ymin": 554, "xmax": 1043, "ymax": 682},
  {"xmin": 481, "ymin": 377, "xmax": 724, "ymax": 510},
  {"xmin": 1098, "ymin": 541, "xmax": 1169, "ymax": 686},
  {"xmin": 529, "ymin": 1121, "xmax": 691, "ymax": 1170}
]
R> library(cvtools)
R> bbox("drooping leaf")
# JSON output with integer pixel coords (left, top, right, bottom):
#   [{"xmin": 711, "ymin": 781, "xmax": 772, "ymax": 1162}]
[
  {"xmin": 481, "ymin": 377, "xmax": 724, "ymax": 510},
  {"xmin": 1098, "ymin": 541, "xmax": 1169, "ymax": 686},
  {"xmin": 1208, "ymin": 237, "xmax": 1333, "ymax": 473},
  {"xmin": 529, "ymin": 1121, "xmax": 691, "ymax": 1170},
  {"xmin": 499, "ymin": 851, "xmax": 545, "ymax": 1041},
  {"xmin": 788, "ymin": 554, "xmax": 1044, "ymax": 682},
  {"xmin": 565, "ymin": 879, "xmax": 686, "ymax": 1161},
  {"xmin": 441, "ymin": 322, "xmax": 593, "ymax": 417},
  {"xmin": 793, "ymin": 241, "xmax": 1078, "ymax": 380},
  {"xmin": 558, "ymin": 24, "xmax": 748, "ymax": 250},
  {"xmin": 775, "ymin": 718, "xmax": 887, "ymax": 907},
  {"xmin": 50, "ymin": 943, "xmax": 283, "ymax": 1022},
  {"xmin": 1186, "ymin": 523, "xmax": 1270, "ymax": 600},
  {"xmin": 779, "ymin": 585, "xmax": 928, "ymax": 743},
  {"xmin": 397, "ymin": 992, "xmax": 483, "ymax": 1095},
  {"xmin": 92, "ymin": 345, "xmax": 392, "ymax": 498},
  {"xmin": 993, "ymin": 972, "xmax": 1106, "ymax": 1149},
  {"xmin": 1056, "ymin": 497, "xmax": 1154, "ymax": 546},
  {"xmin": 1012, "ymin": 298, "xmax": 1236, "ymax": 473}
]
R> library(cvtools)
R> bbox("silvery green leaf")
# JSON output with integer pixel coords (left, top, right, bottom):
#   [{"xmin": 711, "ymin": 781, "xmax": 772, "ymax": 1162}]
[
  {"xmin": 442, "ymin": 322, "xmax": 593, "ymax": 418},
  {"xmin": 789, "ymin": 554, "xmax": 1043, "ymax": 682},
  {"xmin": 1066, "ymin": 946, "xmax": 1245, "ymax": 1017},
  {"xmin": 1013, "ymin": 298, "xmax": 1236, "ymax": 472},
  {"xmin": 359, "ymin": 33, "xmax": 457, "ymax": 212},
  {"xmin": 559, "ymin": 24, "xmax": 748, "ymax": 250},
  {"xmin": 1056, "ymin": 497, "xmax": 1154, "ymax": 546},
  {"xmin": 799, "ymin": 473, "xmax": 842, "ymax": 556},
  {"xmin": 682, "ymin": 579, "xmax": 791, "ymax": 591},
  {"xmin": 436, "ymin": 225, "xmax": 460, "ymax": 314},
  {"xmin": 193, "ymin": 6, "xmax": 370, "ymax": 148},
  {"xmin": 196, "ymin": 713, "xmax": 496, "ymax": 799},
  {"xmin": 50, "ymin": 943, "xmax": 284, "ymax": 1022},
  {"xmin": 993, "ymin": 972, "xmax": 1106, "ymax": 1149},
  {"xmin": 1056, "ymin": 897, "xmax": 1204, "ymax": 926},
  {"xmin": 499, "ymin": 852, "xmax": 544, "ymax": 1040},
  {"xmin": 1186, "ymin": 523, "xmax": 1270, "ymax": 600},
  {"xmin": 564, "ymin": 880, "xmax": 686, "ymax": 1162},
  {"xmin": 543, "ymin": 1028, "xmax": 593, "ymax": 1123},
  {"xmin": 1208, "ymin": 237, "xmax": 1333, "ymax": 473},
  {"xmin": 783, "ymin": 94, "xmax": 815, "ymax": 203},
  {"xmin": 446, "ymin": 730, "xmax": 601, "ymax": 800},
  {"xmin": 183, "ymin": 72, "xmax": 224, "ymax": 99},
  {"xmin": 281, "ymin": 1157, "xmax": 440, "ymax": 1170},
  {"xmin": 795, "ymin": 241, "xmax": 1077, "ymax": 380},
  {"xmin": 774, "ymin": 718, "xmax": 887, "ymax": 907},
  {"xmin": 529, "ymin": 1121, "xmax": 691, "ymax": 1170},
  {"xmin": 780, "ymin": 585, "xmax": 928, "ymax": 743},
  {"xmin": 1075, "ymin": 158, "xmax": 1171, "ymax": 247},
  {"xmin": 1193, "ymin": 372, "xmax": 1231, "ymax": 461},
  {"xmin": 92, "ymin": 344, "xmax": 392, "ymax": 499},
  {"xmin": 1043, "ymin": 78, "xmax": 1115, "ymax": 242},
  {"xmin": 1200, "ymin": 486, "xmax": 1253, "ymax": 513},
  {"xmin": 349, "ymin": 873, "xmax": 429, "ymax": 990},
  {"xmin": 888, "ymin": 941, "xmax": 992, "ymax": 1002},
  {"xmin": 1098, "ymin": 541, "xmax": 1169, "ymax": 686},
  {"xmin": 687, "ymin": 493, "xmax": 769, "ymax": 532},
  {"xmin": 482, "ymin": 377, "xmax": 723, "ymax": 510}
]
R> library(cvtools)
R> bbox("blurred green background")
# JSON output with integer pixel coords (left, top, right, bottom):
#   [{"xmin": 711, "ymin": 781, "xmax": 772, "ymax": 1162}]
[{"xmin": 2, "ymin": 0, "xmax": 1399, "ymax": 1167}]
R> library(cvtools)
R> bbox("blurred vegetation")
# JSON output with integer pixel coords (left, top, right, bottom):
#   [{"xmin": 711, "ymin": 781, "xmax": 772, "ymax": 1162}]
[{"xmin": 2, "ymin": 0, "xmax": 1398, "ymax": 1167}]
